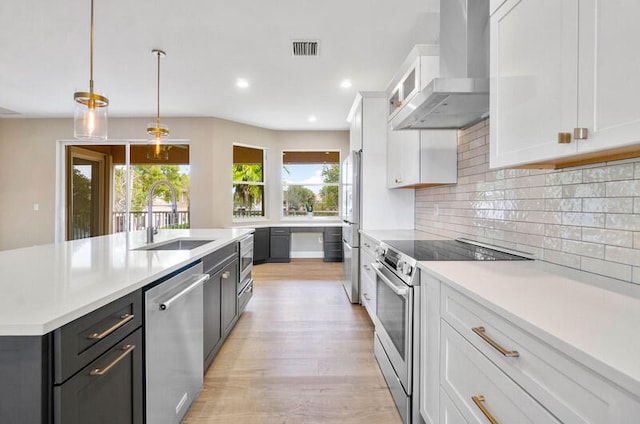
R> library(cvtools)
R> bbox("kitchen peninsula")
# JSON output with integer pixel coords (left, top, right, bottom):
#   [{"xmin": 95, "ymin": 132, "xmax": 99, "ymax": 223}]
[{"xmin": 0, "ymin": 228, "xmax": 252, "ymax": 424}]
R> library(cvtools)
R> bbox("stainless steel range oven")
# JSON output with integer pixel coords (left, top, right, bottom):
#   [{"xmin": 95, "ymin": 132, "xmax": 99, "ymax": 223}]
[
  {"xmin": 372, "ymin": 242, "xmax": 420, "ymax": 424},
  {"xmin": 372, "ymin": 238, "xmax": 532, "ymax": 424}
]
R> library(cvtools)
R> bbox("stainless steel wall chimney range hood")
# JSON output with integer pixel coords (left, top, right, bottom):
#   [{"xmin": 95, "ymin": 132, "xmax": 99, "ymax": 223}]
[{"xmin": 391, "ymin": 0, "xmax": 490, "ymax": 130}]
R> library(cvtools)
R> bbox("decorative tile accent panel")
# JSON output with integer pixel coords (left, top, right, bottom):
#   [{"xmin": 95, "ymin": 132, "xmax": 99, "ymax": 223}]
[{"xmin": 415, "ymin": 119, "xmax": 640, "ymax": 284}]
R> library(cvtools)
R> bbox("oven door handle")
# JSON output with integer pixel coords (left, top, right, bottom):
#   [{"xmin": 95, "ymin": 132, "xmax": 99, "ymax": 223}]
[{"xmin": 372, "ymin": 263, "xmax": 409, "ymax": 296}]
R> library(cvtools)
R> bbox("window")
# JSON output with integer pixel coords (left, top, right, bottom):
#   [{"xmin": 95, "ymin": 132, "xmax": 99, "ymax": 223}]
[
  {"xmin": 63, "ymin": 142, "xmax": 190, "ymax": 241},
  {"xmin": 281, "ymin": 150, "xmax": 340, "ymax": 218},
  {"xmin": 233, "ymin": 145, "xmax": 266, "ymax": 218}
]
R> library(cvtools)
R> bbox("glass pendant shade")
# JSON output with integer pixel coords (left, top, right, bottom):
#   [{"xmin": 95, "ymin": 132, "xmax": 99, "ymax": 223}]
[
  {"xmin": 147, "ymin": 141, "xmax": 170, "ymax": 161},
  {"xmin": 74, "ymin": 91, "xmax": 108, "ymax": 140}
]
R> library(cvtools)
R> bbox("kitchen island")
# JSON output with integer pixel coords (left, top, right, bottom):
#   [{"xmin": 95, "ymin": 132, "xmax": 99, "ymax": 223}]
[{"xmin": 0, "ymin": 228, "xmax": 252, "ymax": 424}]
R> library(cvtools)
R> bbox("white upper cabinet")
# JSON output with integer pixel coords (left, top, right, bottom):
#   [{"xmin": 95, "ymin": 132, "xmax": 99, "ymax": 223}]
[
  {"xmin": 387, "ymin": 45, "xmax": 439, "ymax": 122},
  {"xmin": 577, "ymin": 0, "xmax": 640, "ymax": 155},
  {"xmin": 387, "ymin": 126, "xmax": 457, "ymax": 189},
  {"xmin": 490, "ymin": 0, "xmax": 640, "ymax": 169},
  {"xmin": 349, "ymin": 98, "xmax": 363, "ymax": 152},
  {"xmin": 386, "ymin": 45, "xmax": 458, "ymax": 189},
  {"xmin": 347, "ymin": 92, "xmax": 415, "ymax": 228}
]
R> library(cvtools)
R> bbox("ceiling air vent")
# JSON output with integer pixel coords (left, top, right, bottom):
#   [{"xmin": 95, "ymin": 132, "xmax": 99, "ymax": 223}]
[{"xmin": 292, "ymin": 40, "xmax": 319, "ymax": 57}]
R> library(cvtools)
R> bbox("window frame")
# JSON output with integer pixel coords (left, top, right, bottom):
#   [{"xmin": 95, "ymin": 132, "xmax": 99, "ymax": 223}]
[
  {"xmin": 280, "ymin": 149, "xmax": 341, "ymax": 220},
  {"xmin": 232, "ymin": 143, "xmax": 268, "ymax": 221}
]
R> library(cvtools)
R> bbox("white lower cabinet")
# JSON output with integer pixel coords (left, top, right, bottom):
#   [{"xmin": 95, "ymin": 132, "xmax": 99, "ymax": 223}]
[
  {"xmin": 441, "ymin": 321, "xmax": 559, "ymax": 423},
  {"xmin": 421, "ymin": 273, "xmax": 640, "ymax": 424},
  {"xmin": 440, "ymin": 388, "xmax": 468, "ymax": 424},
  {"xmin": 419, "ymin": 272, "xmax": 440, "ymax": 424},
  {"xmin": 359, "ymin": 233, "xmax": 379, "ymax": 322}
]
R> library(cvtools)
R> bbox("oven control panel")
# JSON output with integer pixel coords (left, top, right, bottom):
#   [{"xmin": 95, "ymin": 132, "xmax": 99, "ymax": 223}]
[{"xmin": 377, "ymin": 242, "xmax": 418, "ymax": 285}]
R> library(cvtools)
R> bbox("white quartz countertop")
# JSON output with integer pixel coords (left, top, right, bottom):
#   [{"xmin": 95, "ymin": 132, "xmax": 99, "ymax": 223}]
[
  {"xmin": 0, "ymin": 228, "xmax": 252, "ymax": 336},
  {"xmin": 418, "ymin": 259, "xmax": 640, "ymax": 396}
]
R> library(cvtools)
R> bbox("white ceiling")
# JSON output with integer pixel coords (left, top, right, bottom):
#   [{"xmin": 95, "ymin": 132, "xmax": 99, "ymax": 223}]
[{"xmin": 0, "ymin": 0, "xmax": 439, "ymax": 130}]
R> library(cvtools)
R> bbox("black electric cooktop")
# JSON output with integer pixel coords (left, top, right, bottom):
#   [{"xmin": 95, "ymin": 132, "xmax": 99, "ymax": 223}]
[{"xmin": 382, "ymin": 239, "xmax": 532, "ymax": 261}]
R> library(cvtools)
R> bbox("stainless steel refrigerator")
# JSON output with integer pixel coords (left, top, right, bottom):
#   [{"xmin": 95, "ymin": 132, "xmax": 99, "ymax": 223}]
[{"xmin": 341, "ymin": 150, "xmax": 361, "ymax": 303}]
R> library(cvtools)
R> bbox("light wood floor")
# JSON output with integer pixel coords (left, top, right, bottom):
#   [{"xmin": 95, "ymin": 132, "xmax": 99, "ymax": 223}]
[{"xmin": 183, "ymin": 259, "xmax": 402, "ymax": 424}]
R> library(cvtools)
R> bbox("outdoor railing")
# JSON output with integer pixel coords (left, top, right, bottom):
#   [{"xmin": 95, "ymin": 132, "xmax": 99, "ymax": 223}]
[{"xmin": 112, "ymin": 211, "xmax": 190, "ymax": 233}]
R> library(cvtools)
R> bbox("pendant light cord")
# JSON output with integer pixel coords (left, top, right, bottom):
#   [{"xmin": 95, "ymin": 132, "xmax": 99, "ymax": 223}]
[
  {"xmin": 156, "ymin": 50, "xmax": 161, "ymax": 127},
  {"xmin": 89, "ymin": 0, "xmax": 95, "ymax": 94}
]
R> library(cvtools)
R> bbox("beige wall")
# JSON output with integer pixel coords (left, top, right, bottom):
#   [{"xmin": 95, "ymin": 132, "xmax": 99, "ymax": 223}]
[{"xmin": 0, "ymin": 117, "xmax": 348, "ymax": 251}]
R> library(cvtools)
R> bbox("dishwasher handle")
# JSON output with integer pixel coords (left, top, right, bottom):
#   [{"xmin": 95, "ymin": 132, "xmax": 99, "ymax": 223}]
[{"xmin": 159, "ymin": 273, "xmax": 210, "ymax": 311}]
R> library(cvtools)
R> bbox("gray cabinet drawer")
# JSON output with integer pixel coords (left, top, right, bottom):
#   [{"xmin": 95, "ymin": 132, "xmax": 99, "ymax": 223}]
[
  {"xmin": 323, "ymin": 241, "xmax": 343, "ymax": 262},
  {"xmin": 202, "ymin": 243, "xmax": 237, "ymax": 274},
  {"xmin": 323, "ymin": 227, "xmax": 342, "ymax": 243},
  {"xmin": 270, "ymin": 227, "xmax": 291, "ymax": 236},
  {"xmin": 53, "ymin": 290, "xmax": 142, "ymax": 384}
]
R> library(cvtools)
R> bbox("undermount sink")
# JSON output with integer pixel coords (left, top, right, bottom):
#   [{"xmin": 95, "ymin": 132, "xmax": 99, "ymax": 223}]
[{"xmin": 135, "ymin": 238, "xmax": 215, "ymax": 251}]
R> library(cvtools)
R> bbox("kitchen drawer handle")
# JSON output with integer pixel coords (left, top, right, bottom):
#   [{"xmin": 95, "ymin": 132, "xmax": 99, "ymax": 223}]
[
  {"xmin": 86, "ymin": 313, "xmax": 134, "ymax": 340},
  {"xmin": 90, "ymin": 344, "xmax": 135, "ymax": 376},
  {"xmin": 363, "ymin": 264, "xmax": 371, "ymax": 270},
  {"xmin": 363, "ymin": 293, "xmax": 371, "ymax": 301},
  {"xmin": 472, "ymin": 395, "xmax": 499, "ymax": 424},
  {"xmin": 222, "ymin": 271, "xmax": 231, "ymax": 279},
  {"xmin": 160, "ymin": 274, "xmax": 210, "ymax": 311},
  {"xmin": 472, "ymin": 327, "xmax": 519, "ymax": 357}
]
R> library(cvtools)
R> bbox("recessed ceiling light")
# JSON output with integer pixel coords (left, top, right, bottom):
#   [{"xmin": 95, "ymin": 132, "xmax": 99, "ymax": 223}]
[
  {"xmin": 236, "ymin": 79, "xmax": 249, "ymax": 88},
  {"xmin": 308, "ymin": 115, "xmax": 317, "ymax": 122},
  {"xmin": 340, "ymin": 79, "xmax": 352, "ymax": 88}
]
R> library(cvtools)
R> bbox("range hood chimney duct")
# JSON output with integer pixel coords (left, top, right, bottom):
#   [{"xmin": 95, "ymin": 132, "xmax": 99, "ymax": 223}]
[{"xmin": 391, "ymin": 0, "xmax": 490, "ymax": 130}]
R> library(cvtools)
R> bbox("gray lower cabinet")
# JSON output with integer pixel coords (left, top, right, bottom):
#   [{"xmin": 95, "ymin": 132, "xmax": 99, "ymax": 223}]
[
  {"xmin": 203, "ymin": 243, "xmax": 240, "ymax": 370},
  {"xmin": 0, "ymin": 290, "xmax": 143, "ymax": 424},
  {"xmin": 54, "ymin": 328, "xmax": 143, "ymax": 424},
  {"xmin": 253, "ymin": 227, "xmax": 270, "ymax": 264},
  {"xmin": 323, "ymin": 227, "xmax": 343, "ymax": 262},
  {"xmin": 221, "ymin": 259, "xmax": 239, "ymax": 336},
  {"xmin": 269, "ymin": 227, "xmax": 291, "ymax": 262},
  {"xmin": 53, "ymin": 290, "xmax": 143, "ymax": 424},
  {"xmin": 0, "ymin": 336, "xmax": 51, "ymax": 424}
]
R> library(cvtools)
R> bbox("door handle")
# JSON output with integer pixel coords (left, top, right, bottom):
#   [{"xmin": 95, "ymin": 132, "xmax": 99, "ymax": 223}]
[
  {"xmin": 472, "ymin": 395, "xmax": 499, "ymax": 424},
  {"xmin": 90, "ymin": 344, "xmax": 136, "ymax": 376},
  {"xmin": 159, "ymin": 274, "xmax": 209, "ymax": 311},
  {"xmin": 472, "ymin": 327, "xmax": 519, "ymax": 357},
  {"xmin": 372, "ymin": 263, "xmax": 408, "ymax": 296},
  {"xmin": 86, "ymin": 313, "xmax": 134, "ymax": 340}
]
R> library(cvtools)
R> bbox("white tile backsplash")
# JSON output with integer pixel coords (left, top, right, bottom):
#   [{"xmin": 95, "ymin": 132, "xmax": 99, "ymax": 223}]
[{"xmin": 415, "ymin": 119, "xmax": 640, "ymax": 285}]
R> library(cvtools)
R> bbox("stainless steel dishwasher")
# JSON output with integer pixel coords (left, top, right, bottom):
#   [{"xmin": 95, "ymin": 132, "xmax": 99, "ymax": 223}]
[{"xmin": 145, "ymin": 262, "xmax": 209, "ymax": 424}]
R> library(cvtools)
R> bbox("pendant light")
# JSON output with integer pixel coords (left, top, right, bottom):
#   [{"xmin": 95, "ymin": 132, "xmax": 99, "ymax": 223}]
[
  {"xmin": 147, "ymin": 49, "xmax": 169, "ymax": 161},
  {"xmin": 74, "ymin": 0, "xmax": 108, "ymax": 140}
]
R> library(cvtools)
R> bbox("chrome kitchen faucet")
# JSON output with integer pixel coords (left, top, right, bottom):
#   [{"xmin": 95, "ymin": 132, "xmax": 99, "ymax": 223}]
[{"xmin": 147, "ymin": 180, "xmax": 177, "ymax": 244}]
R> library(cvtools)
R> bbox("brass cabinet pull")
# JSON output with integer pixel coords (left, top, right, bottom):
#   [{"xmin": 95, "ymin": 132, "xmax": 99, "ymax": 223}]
[
  {"xmin": 472, "ymin": 326, "xmax": 519, "ymax": 357},
  {"xmin": 395, "ymin": 100, "xmax": 402, "ymax": 108},
  {"xmin": 573, "ymin": 127, "xmax": 589, "ymax": 140},
  {"xmin": 90, "ymin": 344, "xmax": 135, "ymax": 376},
  {"xmin": 472, "ymin": 395, "xmax": 499, "ymax": 424},
  {"xmin": 86, "ymin": 313, "xmax": 134, "ymax": 340},
  {"xmin": 557, "ymin": 132, "xmax": 572, "ymax": 144}
]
